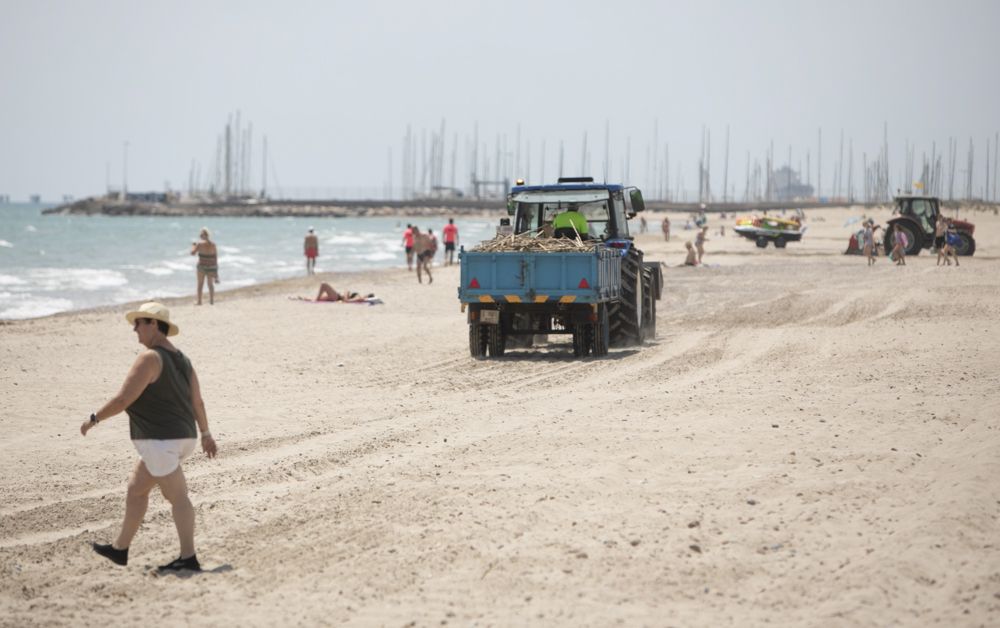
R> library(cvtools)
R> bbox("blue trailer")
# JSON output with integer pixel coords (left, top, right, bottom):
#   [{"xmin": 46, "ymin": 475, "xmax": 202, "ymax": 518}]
[{"xmin": 457, "ymin": 177, "xmax": 661, "ymax": 358}]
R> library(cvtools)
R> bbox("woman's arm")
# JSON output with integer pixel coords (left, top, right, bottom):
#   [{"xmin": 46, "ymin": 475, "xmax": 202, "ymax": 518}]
[
  {"xmin": 190, "ymin": 242, "xmax": 200, "ymax": 256},
  {"xmin": 80, "ymin": 351, "xmax": 160, "ymax": 435},
  {"xmin": 189, "ymin": 367, "xmax": 218, "ymax": 458}
]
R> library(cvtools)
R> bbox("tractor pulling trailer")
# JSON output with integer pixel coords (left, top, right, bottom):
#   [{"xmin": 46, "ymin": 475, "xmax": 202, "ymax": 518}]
[{"xmin": 457, "ymin": 178, "xmax": 662, "ymax": 358}]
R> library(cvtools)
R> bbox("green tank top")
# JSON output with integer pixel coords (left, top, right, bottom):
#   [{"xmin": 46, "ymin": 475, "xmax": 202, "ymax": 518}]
[
  {"xmin": 126, "ymin": 347, "xmax": 197, "ymax": 440},
  {"xmin": 552, "ymin": 210, "xmax": 589, "ymax": 234}
]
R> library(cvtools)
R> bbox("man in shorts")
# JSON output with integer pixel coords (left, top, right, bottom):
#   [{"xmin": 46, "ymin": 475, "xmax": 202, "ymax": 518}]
[
  {"xmin": 402, "ymin": 224, "xmax": 415, "ymax": 271},
  {"xmin": 442, "ymin": 218, "xmax": 459, "ymax": 266},
  {"xmin": 304, "ymin": 227, "xmax": 319, "ymax": 275},
  {"xmin": 412, "ymin": 226, "xmax": 433, "ymax": 284}
]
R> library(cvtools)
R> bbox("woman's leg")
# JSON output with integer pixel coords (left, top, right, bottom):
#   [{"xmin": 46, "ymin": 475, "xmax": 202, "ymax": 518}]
[
  {"xmin": 208, "ymin": 274, "xmax": 216, "ymax": 304},
  {"xmin": 196, "ymin": 271, "xmax": 205, "ymax": 305},
  {"xmin": 316, "ymin": 283, "xmax": 341, "ymax": 301},
  {"xmin": 114, "ymin": 460, "xmax": 157, "ymax": 550},
  {"xmin": 157, "ymin": 465, "xmax": 196, "ymax": 558}
]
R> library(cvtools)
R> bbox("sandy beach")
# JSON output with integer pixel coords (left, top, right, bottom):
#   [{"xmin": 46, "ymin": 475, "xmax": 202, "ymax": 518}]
[{"xmin": 1, "ymin": 206, "xmax": 999, "ymax": 626}]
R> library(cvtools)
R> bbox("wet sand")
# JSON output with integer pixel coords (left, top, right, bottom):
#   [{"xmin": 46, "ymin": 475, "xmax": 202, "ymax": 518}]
[{"xmin": 2, "ymin": 206, "xmax": 998, "ymax": 626}]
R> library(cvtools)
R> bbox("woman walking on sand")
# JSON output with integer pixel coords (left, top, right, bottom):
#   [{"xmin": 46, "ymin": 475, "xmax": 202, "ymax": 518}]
[
  {"xmin": 191, "ymin": 228, "xmax": 219, "ymax": 305},
  {"xmin": 81, "ymin": 302, "xmax": 217, "ymax": 573},
  {"xmin": 891, "ymin": 226, "xmax": 908, "ymax": 266},
  {"xmin": 863, "ymin": 220, "xmax": 875, "ymax": 266}
]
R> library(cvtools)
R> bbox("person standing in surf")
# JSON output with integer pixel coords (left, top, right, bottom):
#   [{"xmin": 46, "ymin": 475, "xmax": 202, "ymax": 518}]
[{"xmin": 191, "ymin": 228, "xmax": 219, "ymax": 305}]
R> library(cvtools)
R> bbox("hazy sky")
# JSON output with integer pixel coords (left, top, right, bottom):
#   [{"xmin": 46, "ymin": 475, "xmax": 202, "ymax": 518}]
[{"xmin": 1, "ymin": 0, "xmax": 998, "ymax": 201}]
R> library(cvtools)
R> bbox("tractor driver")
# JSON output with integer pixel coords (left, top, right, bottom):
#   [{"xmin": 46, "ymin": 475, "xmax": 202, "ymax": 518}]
[{"xmin": 552, "ymin": 204, "xmax": 589, "ymax": 239}]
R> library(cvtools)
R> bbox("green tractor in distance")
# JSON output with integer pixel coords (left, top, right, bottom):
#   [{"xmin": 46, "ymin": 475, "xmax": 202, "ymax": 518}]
[{"xmin": 884, "ymin": 195, "xmax": 976, "ymax": 256}]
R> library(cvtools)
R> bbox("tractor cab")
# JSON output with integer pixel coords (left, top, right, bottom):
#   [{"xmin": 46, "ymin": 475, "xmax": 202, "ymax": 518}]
[
  {"xmin": 893, "ymin": 195, "xmax": 940, "ymax": 236},
  {"xmin": 506, "ymin": 178, "xmax": 645, "ymax": 249}
]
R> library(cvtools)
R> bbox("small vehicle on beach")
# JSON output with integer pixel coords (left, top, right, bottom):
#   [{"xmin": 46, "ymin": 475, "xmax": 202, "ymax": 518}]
[
  {"xmin": 843, "ymin": 195, "xmax": 976, "ymax": 257},
  {"xmin": 733, "ymin": 214, "xmax": 804, "ymax": 248},
  {"xmin": 457, "ymin": 177, "xmax": 662, "ymax": 358}
]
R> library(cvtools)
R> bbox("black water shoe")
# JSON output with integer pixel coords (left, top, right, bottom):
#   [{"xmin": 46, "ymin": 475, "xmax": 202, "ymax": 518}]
[
  {"xmin": 157, "ymin": 555, "xmax": 202, "ymax": 573},
  {"xmin": 92, "ymin": 542, "xmax": 128, "ymax": 566}
]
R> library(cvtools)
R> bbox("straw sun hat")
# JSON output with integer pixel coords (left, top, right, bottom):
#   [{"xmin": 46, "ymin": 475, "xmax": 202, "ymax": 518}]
[{"xmin": 125, "ymin": 301, "xmax": 179, "ymax": 337}]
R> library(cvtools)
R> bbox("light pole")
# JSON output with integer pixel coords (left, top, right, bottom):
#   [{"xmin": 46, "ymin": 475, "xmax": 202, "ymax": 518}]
[{"xmin": 122, "ymin": 141, "xmax": 129, "ymax": 197}]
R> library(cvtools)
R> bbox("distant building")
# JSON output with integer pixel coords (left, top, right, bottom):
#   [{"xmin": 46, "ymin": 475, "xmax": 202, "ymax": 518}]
[
  {"xmin": 772, "ymin": 166, "xmax": 814, "ymax": 201},
  {"xmin": 125, "ymin": 191, "xmax": 169, "ymax": 203},
  {"xmin": 29, "ymin": 194, "xmax": 41, "ymax": 204}
]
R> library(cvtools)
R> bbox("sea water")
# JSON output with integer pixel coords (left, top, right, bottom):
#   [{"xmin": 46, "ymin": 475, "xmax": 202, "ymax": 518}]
[{"xmin": 0, "ymin": 204, "xmax": 497, "ymax": 319}]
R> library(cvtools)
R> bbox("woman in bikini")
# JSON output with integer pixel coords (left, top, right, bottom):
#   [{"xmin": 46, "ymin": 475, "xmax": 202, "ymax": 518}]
[
  {"xmin": 190, "ymin": 228, "xmax": 219, "ymax": 305},
  {"xmin": 314, "ymin": 283, "xmax": 369, "ymax": 302}
]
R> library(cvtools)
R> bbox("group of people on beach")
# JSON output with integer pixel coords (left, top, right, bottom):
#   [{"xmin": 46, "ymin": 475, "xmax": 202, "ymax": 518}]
[
  {"xmin": 662, "ymin": 213, "xmax": 712, "ymax": 267},
  {"xmin": 187, "ymin": 218, "xmax": 462, "ymax": 307},
  {"xmin": 680, "ymin": 225, "xmax": 709, "ymax": 266},
  {"xmin": 401, "ymin": 218, "xmax": 460, "ymax": 284},
  {"xmin": 862, "ymin": 213, "xmax": 962, "ymax": 267},
  {"xmin": 934, "ymin": 214, "xmax": 962, "ymax": 266}
]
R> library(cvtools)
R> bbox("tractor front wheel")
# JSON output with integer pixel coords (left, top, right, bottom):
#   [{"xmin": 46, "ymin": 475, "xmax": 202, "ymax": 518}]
[
  {"xmin": 755, "ymin": 236, "xmax": 768, "ymax": 248},
  {"xmin": 641, "ymin": 267, "xmax": 656, "ymax": 339}
]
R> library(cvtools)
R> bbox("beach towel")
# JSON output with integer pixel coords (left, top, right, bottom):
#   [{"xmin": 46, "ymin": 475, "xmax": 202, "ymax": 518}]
[{"xmin": 289, "ymin": 296, "xmax": 383, "ymax": 305}]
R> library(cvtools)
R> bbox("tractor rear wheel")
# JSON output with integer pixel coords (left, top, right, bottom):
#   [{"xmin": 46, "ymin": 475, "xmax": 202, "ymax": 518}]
[
  {"xmin": 893, "ymin": 222, "xmax": 922, "ymax": 256},
  {"xmin": 610, "ymin": 247, "xmax": 645, "ymax": 346},
  {"xmin": 774, "ymin": 236, "xmax": 787, "ymax": 248},
  {"xmin": 955, "ymin": 233, "xmax": 976, "ymax": 256},
  {"xmin": 755, "ymin": 236, "xmax": 768, "ymax": 248}
]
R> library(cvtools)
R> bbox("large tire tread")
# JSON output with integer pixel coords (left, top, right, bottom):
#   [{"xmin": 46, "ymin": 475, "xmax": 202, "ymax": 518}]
[{"xmin": 469, "ymin": 323, "xmax": 488, "ymax": 358}]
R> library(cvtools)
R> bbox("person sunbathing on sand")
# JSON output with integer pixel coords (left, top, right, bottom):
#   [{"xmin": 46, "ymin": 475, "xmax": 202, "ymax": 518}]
[{"xmin": 310, "ymin": 283, "xmax": 373, "ymax": 303}]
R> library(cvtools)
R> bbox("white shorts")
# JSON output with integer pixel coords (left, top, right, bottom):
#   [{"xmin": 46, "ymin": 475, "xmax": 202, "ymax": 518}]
[{"xmin": 132, "ymin": 438, "xmax": 198, "ymax": 477}]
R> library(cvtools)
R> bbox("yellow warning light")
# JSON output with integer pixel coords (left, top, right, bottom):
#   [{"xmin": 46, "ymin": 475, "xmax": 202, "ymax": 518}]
[{"xmin": 515, "ymin": 178, "xmax": 525, "ymax": 185}]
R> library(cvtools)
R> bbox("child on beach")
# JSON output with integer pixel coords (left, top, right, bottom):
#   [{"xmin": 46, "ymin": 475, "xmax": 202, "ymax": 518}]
[
  {"xmin": 427, "ymin": 228, "xmax": 439, "ymax": 266},
  {"xmin": 684, "ymin": 241, "xmax": 698, "ymax": 266},
  {"xmin": 695, "ymin": 227, "xmax": 708, "ymax": 264},
  {"xmin": 943, "ymin": 224, "xmax": 961, "ymax": 267},
  {"xmin": 891, "ymin": 227, "xmax": 908, "ymax": 266},
  {"xmin": 863, "ymin": 220, "xmax": 875, "ymax": 266}
]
